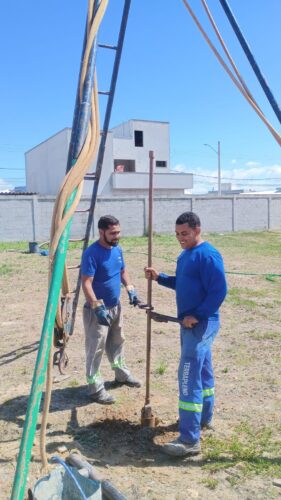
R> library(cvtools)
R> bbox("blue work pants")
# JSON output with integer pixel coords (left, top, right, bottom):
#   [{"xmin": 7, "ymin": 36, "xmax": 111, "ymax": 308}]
[{"xmin": 178, "ymin": 319, "xmax": 220, "ymax": 443}]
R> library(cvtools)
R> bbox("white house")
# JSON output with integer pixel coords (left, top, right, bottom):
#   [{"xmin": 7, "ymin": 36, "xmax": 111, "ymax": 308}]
[{"xmin": 25, "ymin": 119, "xmax": 193, "ymax": 197}]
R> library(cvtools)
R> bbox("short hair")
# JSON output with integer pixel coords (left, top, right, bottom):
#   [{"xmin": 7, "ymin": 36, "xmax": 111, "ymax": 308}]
[
  {"xmin": 176, "ymin": 211, "xmax": 201, "ymax": 229},
  {"xmin": 98, "ymin": 215, "xmax": 120, "ymax": 230}
]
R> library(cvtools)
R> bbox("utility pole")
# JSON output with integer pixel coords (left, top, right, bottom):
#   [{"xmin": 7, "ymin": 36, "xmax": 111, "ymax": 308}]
[{"xmin": 204, "ymin": 141, "xmax": 221, "ymax": 196}]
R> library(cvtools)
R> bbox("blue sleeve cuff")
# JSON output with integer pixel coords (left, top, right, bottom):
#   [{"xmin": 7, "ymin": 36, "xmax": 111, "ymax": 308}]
[{"xmin": 157, "ymin": 273, "xmax": 176, "ymax": 290}]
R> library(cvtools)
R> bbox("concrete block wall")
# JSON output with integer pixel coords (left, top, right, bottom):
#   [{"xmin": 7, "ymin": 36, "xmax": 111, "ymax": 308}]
[
  {"xmin": 1, "ymin": 194, "xmax": 281, "ymax": 242},
  {"xmin": 270, "ymin": 197, "xmax": 281, "ymax": 229},
  {"xmin": 95, "ymin": 198, "xmax": 145, "ymax": 237},
  {"xmin": 235, "ymin": 197, "xmax": 269, "ymax": 231},
  {"xmin": 153, "ymin": 198, "xmax": 192, "ymax": 234},
  {"xmin": 0, "ymin": 196, "xmax": 35, "ymax": 241},
  {"xmin": 192, "ymin": 197, "xmax": 233, "ymax": 232}
]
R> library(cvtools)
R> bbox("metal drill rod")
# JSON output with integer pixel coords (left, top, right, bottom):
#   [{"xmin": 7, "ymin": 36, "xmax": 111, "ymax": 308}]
[{"xmin": 145, "ymin": 150, "xmax": 154, "ymax": 407}]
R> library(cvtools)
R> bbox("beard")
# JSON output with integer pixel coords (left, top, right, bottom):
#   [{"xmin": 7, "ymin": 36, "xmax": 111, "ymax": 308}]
[{"xmin": 104, "ymin": 234, "xmax": 119, "ymax": 247}]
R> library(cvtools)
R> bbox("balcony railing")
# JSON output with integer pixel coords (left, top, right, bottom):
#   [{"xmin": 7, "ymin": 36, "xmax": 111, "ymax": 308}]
[{"xmin": 111, "ymin": 171, "xmax": 193, "ymax": 190}]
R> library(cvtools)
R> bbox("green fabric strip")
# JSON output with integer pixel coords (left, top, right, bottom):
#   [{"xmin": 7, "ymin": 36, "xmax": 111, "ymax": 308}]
[
  {"xmin": 179, "ymin": 401, "xmax": 203, "ymax": 412},
  {"xmin": 87, "ymin": 372, "xmax": 101, "ymax": 384},
  {"xmin": 111, "ymin": 359, "xmax": 125, "ymax": 369},
  {"xmin": 203, "ymin": 387, "xmax": 215, "ymax": 397}
]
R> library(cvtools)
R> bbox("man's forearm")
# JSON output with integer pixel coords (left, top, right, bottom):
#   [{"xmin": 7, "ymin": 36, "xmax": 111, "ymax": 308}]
[
  {"xmin": 121, "ymin": 268, "xmax": 132, "ymax": 288},
  {"xmin": 82, "ymin": 281, "xmax": 99, "ymax": 308},
  {"xmin": 157, "ymin": 273, "xmax": 176, "ymax": 290}
]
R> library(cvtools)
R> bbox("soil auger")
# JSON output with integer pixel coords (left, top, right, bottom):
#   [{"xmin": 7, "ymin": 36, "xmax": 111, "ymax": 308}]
[{"xmin": 141, "ymin": 150, "xmax": 156, "ymax": 427}]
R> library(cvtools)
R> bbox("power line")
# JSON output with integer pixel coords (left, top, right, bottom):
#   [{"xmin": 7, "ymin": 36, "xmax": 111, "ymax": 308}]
[
  {"xmin": 193, "ymin": 173, "xmax": 281, "ymax": 181},
  {"xmin": 0, "ymin": 179, "xmax": 25, "ymax": 183},
  {"xmin": 194, "ymin": 180, "xmax": 281, "ymax": 188}
]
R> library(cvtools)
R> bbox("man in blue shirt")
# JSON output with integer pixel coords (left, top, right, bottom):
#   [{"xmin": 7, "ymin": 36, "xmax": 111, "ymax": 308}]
[
  {"xmin": 82, "ymin": 215, "xmax": 141, "ymax": 404},
  {"xmin": 145, "ymin": 211, "xmax": 227, "ymax": 456}
]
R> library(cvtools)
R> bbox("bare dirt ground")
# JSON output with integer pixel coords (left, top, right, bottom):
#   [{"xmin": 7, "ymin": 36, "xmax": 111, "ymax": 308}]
[{"xmin": 0, "ymin": 232, "xmax": 281, "ymax": 499}]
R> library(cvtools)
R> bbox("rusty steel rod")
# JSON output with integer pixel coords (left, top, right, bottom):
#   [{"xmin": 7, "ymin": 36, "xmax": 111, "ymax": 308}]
[
  {"xmin": 141, "ymin": 151, "xmax": 155, "ymax": 426},
  {"xmin": 145, "ymin": 150, "xmax": 154, "ymax": 406}
]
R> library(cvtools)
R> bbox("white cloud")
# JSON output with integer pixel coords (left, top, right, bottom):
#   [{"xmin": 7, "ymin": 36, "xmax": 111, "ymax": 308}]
[
  {"xmin": 172, "ymin": 163, "xmax": 188, "ymax": 173},
  {"xmin": 171, "ymin": 163, "xmax": 281, "ymax": 194},
  {"xmin": 0, "ymin": 178, "xmax": 13, "ymax": 192},
  {"xmin": 245, "ymin": 161, "xmax": 260, "ymax": 167},
  {"xmin": 231, "ymin": 159, "xmax": 237, "ymax": 164}
]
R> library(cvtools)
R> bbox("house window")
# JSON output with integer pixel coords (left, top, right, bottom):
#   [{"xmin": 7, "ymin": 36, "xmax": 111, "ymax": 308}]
[
  {"xmin": 134, "ymin": 130, "xmax": 143, "ymax": 147},
  {"xmin": 156, "ymin": 160, "xmax": 167, "ymax": 168},
  {"xmin": 114, "ymin": 159, "xmax": 135, "ymax": 172}
]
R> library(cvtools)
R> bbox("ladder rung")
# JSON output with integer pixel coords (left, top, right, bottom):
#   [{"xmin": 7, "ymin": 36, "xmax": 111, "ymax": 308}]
[
  {"xmin": 84, "ymin": 174, "xmax": 97, "ymax": 180},
  {"xmin": 98, "ymin": 91, "xmax": 110, "ymax": 96},
  {"xmin": 98, "ymin": 43, "xmax": 117, "ymax": 50},
  {"xmin": 67, "ymin": 264, "xmax": 81, "ymax": 270},
  {"xmin": 69, "ymin": 238, "xmax": 85, "ymax": 242},
  {"xmin": 75, "ymin": 208, "xmax": 90, "ymax": 213}
]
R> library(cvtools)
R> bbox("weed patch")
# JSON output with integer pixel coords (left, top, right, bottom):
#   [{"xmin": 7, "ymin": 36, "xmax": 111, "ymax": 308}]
[
  {"xmin": 155, "ymin": 360, "xmax": 168, "ymax": 375},
  {"xmin": 0, "ymin": 263, "xmax": 14, "ymax": 275},
  {"xmin": 203, "ymin": 424, "xmax": 281, "ymax": 478}
]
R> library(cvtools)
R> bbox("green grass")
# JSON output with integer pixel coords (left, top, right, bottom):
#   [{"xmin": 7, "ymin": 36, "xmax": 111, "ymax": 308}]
[
  {"xmin": 0, "ymin": 263, "xmax": 14, "ymax": 275},
  {"xmin": 1, "ymin": 231, "xmax": 281, "ymax": 262},
  {"xmin": 202, "ymin": 423, "xmax": 281, "ymax": 479},
  {"xmin": 201, "ymin": 477, "xmax": 219, "ymax": 490},
  {"xmin": 226, "ymin": 289, "xmax": 258, "ymax": 309},
  {"xmin": 151, "ymin": 380, "xmax": 166, "ymax": 391},
  {"xmin": 249, "ymin": 330, "xmax": 280, "ymax": 341},
  {"xmin": 155, "ymin": 360, "xmax": 168, "ymax": 375},
  {"xmin": 0, "ymin": 242, "xmax": 28, "ymax": 251},
  {"xmin": 69, "ymin": 379, "xmax": 79, "ymax": 387},
  {"xmin": 205, "ymin": 231, "xmax": 281, "ymax": 258},
  {"xmin": 225, "ymin": 286, "xmax": 276, "ymax": 310}
]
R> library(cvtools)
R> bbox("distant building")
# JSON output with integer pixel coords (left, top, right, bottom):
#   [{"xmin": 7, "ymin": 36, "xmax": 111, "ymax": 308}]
[
  {"xmin": 25, "ymin": 119, "xmax": 193, "ymax": 197},
  {"xmin": 208, "ymin": 183, "xmax": 244, "ymax": 196}
]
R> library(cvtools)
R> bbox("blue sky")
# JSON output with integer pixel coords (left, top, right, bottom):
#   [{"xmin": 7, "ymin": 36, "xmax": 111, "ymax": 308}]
[{"xmin": 0, "ymin": 0, "xmax": 280, "ymax": 193}]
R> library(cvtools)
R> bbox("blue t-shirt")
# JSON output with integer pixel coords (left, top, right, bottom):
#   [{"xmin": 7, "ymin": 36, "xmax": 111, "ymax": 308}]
[
  {"xmin": 81, "ymin": 241, "xmax": 125, "ymax": 307},
  {"xmin": 158, "ymin": 241, "xmax": 227, "ymax": 320}
]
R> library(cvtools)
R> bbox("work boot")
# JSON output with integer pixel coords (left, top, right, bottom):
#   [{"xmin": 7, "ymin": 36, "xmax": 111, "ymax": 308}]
[
  {"xmin": 90, "ymin": 388, "xmax": 115, "ymax": 405},
  {"xmin": 115, "ymin": 374, "xmax": 141, "ymax": 388},
  {"xmin": 201, "ymin": 421, "xmax": 215, "ymax": 431},
  {"xmin": 161, "ymin": 438, "xmax": 201, "ymax": 457}
]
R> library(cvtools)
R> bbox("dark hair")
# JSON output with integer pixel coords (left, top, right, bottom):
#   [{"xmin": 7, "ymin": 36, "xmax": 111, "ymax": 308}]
[
  {"xmin": 98, "ymin": 215, "xmax": 120, "ymax": 230},
  {"xmin": 176, "ymin": 211, "xmax": 201, "ymax": 229}
]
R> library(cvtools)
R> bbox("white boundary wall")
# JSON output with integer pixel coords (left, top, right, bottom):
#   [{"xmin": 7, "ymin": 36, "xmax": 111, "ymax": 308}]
[{"xmin": 1, "ymin": 194, "xmax": 281, "ymax": 242}]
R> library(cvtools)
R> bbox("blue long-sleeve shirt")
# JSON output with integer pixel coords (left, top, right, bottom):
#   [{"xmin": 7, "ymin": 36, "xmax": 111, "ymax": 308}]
[{"xmin": 157, "ymin": 241, "xmax": 227, "ymax": 320}]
